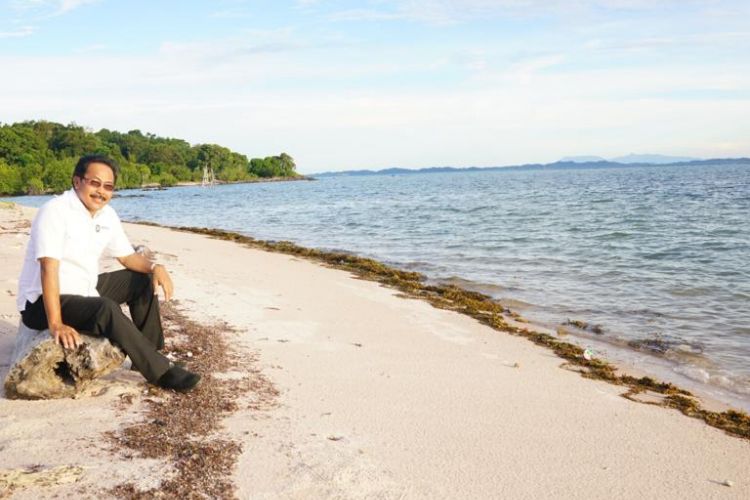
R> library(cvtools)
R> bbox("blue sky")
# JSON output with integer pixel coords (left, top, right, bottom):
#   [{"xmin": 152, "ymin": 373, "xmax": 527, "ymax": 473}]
[{"xmin": 1, "ymin": 0, "xmax": 749, "ymax": 173}]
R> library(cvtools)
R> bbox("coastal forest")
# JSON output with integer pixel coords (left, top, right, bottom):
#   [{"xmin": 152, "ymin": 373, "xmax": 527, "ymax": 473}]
[{"xmin": 0, "ymin": 121, "xmax": 299, "ymax": 195}]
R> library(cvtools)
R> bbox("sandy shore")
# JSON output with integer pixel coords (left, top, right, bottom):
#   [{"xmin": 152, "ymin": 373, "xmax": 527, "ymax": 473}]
[{"xmin": 1, "ymin": 201, "xmax": 749, "ymax": 499}]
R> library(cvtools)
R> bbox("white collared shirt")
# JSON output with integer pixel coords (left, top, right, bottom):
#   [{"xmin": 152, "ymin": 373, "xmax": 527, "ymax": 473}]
[{"xmin": 16, "ymin": 188, "xmax": 134, "ymax": 311}]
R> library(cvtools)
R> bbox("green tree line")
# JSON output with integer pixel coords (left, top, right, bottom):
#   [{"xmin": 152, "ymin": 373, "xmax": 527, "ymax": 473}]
[{"xmin": 0, "ymin": 121, "xmax": 300, "ymax": 195}]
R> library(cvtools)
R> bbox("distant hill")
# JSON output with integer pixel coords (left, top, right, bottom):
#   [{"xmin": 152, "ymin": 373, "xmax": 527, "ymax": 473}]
[
  {"xmin": 559, "ymin": 155, "xmax": 607, "ymax": 163},
  {"xmin": 312, "ymin": 157, "xmax": 750, "ymax": 177},
  {"xmin": 610, "ymin": 154, "xmax": 700, "ymax": 164},
  {"xmin": 561, "ymin": 154, "xmax": 699, "ymax": 164}
]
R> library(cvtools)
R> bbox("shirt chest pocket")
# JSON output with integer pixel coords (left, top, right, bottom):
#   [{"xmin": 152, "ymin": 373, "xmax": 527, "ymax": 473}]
[
  {"xmin": 92, "ymin": 224, "xmax": 113, "ymax": 255},
  {"xmin": 63, "ymin": 223, "xmax": 112, "ymax": 257},
  {"xmin": 63, "ymin": 224, "xmax": 92, "ymax": 257}
]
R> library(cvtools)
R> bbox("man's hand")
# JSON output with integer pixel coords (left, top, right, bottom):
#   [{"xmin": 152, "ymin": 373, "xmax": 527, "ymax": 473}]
[
  {"xmin": 117, "ymin": 253, "xmax": 175, "ymax": 301},
  {"xmin": 49, "ymin": 322, "xmax": 82, "ymax": 350},
  {"xmin": 152, "ymin": 264, "xmax": 174, "ymax": 301}
]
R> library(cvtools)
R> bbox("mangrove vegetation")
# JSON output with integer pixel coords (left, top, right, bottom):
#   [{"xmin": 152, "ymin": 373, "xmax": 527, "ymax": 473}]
[{"xmin": 0, "ymin": 121, "xmax": 300, "ymax": 195}]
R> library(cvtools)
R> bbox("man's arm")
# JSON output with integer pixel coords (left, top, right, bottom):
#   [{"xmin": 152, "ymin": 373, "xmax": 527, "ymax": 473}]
[
  {"xmin": 39, "ymin": 257, "xmax": 82, "ymax": 350},
  {"xmin": 116, "ymin": 253, "xmax": 174, "ymax": 301}
]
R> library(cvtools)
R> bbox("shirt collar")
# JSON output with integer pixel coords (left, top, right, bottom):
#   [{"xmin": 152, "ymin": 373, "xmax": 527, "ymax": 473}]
[{"xmin": 65, "ymin": 188, "xmax": 105, "ymax": 219}]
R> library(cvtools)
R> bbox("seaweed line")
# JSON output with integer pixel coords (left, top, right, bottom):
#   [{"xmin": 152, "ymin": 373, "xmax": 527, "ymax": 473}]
[
  {"xmin": 106, "ymin": 301, "xmax": 279, "ymax": 499},
  {"xmin": 137, "ymin": 222, "xmax": 750, "ymax": 442}
]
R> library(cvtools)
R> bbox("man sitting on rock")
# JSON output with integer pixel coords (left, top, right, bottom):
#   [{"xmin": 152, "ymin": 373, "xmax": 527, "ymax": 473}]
[{"xmin": 16, "ymin": 154, "xmax": 200, "ymax": 391}]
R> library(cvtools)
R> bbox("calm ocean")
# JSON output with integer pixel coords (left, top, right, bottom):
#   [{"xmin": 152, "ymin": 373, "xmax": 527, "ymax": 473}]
[{"xmin": 12, "ymin": 162, "xmax": 750, "ymax": 411}]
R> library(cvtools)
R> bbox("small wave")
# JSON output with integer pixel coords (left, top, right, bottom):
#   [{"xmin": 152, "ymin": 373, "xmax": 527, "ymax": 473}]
[
  {"xmin": 668, "ymin": 286, "xmax": 714, "ymax": 297},
  {"xmin": 595, "ymin": 231, "xmax": 630, "ymax": 240},
  {"xmin": 467, "ymin": 205, "xmax": 493, "ymax": 213},
  {"xmin": 627, "ymin": 333, "xmax": 704, "ymax": 357},
  {"xmin": 641, "ymin": 248, "xmax": 685, "ymax": 260},
  {"xmin": 502, "ymin": 236, "xmax": 530, "ymax": 243},
  {"xmin": 673, "ymin": 365, "xmax": 750, "ymax": 397},
  {"xmin": 708, "ymin": 229, "xmax": 742, "ymax": 237},
  {"xmin": 616, "ymin": 308, "xmax": 667, "ymax": 319},
  {"xmin": 438, "ymin": 276, "xmax": 506, "ymax": 297},
  {"xmin": 561, "ymin": 319, "xmax": 605, "ymax": 335},
  {"xmin": 498, "ymin": 298, "xmax": 535, "ymax": 310},
  {"xmin": 115, "ymin": 194, "xmax": 148, "ymax": 198},
  {"xmin": 402, "ymin": 260, "xmax": 434, "ymax": 268}
]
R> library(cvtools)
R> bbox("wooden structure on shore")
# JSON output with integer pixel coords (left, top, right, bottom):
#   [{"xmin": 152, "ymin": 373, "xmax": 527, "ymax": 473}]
[{"xmin": 201, "ymin": 164, "xmax": 215, "ymax": 187}]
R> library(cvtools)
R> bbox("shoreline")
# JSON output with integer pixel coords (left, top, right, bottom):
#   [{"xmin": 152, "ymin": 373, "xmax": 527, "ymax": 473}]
[
  {"xmin": 426, "ymin": 277, "xmax": 750, "ymax": 414},
  {"xmin": 3, "ymin": 199, "xmax": 749, "ymax": 424},
  {"xmin": 2, "ymin": 201, "xmax": 750, "ymax": 497},
  {"xmin": 0, "ymin": 175, "xmax": 314, "ymax": 199},
  {"xmin": 159, "ymin": 174, "xmax": 315, "ymax": 189},
  {"xmin": 5, "ymin": 192, "xmax": 748, "ymax": 413},
  {"xmin": 134, "ymin": 220, "xmax": 750, "ymax": 438}
]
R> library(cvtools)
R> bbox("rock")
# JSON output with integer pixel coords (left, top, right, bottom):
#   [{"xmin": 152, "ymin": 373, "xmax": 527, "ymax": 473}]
[{"xmin": 3, "ymin": 322, "xmax": 125, "ymax": 400}]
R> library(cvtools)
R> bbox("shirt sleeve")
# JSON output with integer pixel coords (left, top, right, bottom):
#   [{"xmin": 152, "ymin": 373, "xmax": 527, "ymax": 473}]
[
  {"xmin": 107, "ymin": 213, "xmax": 135, "ymax": 257},
  {"xmin": 33, "ymin": 203, "xmax": 66, "ymax": 261}
]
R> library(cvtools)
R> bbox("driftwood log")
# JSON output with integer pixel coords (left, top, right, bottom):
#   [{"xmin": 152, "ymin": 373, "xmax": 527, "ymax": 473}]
[{"xmin": 4, "ymin": 322, "xmax": 125, "ymax": 400}]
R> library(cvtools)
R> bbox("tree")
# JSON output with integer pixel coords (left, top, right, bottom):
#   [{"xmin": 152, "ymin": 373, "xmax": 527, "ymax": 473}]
[
  {"xmin": 157, "ymin": 172, "xmax": 177, "ymax": 187},
  {"xmin": 42, "ymin": 158, "xmax": 75, "ymax": 193},
  {"xmin": 25, "ymin": 177, "xmax": 45, "ymax": 195},
  {"xmin": 0, "ymin": 123, "xmax": 50, "ymax": 166},
  {"xmin": 0, "ymin": 160, "xmax": 23, "ymax": 195},
  {"xmin": 49, "ymin": 124, "xmax": 103, "ymax": 158},
  {"xmin": 248, "ymin": 153, "xmax": 298, "ymax": 178},
  {"xmin": 119, "ymin": 162, "xmax": 144, "ymax": 189},
  {"xmin": 0, "ymin": 121, "xmax": 296, "ymax": 192},
  {"xmin": 119, "ymin": 130, "xmax": 149, "ymax": 162},
  {"xmin": 278, "ymin": 152, "xmax": 296, "ymax": 176}
]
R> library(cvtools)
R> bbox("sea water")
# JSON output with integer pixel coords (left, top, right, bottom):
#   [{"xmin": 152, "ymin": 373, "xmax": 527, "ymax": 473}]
[{"xmin": 12, "ymin": 162, "xmax": 750, "ymax": 411}]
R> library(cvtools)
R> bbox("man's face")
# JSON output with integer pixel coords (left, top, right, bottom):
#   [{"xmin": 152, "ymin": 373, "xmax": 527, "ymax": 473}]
[{"xmin": 73, "ymin": 162, "xmax": 115, "ymax": 215}]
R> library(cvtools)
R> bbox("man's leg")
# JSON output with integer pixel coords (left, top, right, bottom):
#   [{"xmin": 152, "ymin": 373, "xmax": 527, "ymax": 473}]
[
  {"xmin": 21, "ymin": 295, "xmax": 171, "ymax": 383},
  {"xmin": 96, "ymin": 269, "xmax": 164, "ymax": 350}
]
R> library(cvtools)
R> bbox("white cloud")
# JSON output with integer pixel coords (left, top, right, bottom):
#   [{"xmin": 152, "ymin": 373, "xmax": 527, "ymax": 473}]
[
  {"xmin": 0, "ymin": 25, "xmax": 34, "ymax": 38},
  {"xmin": 6, "ymin": 0, "xmax": 98, "ymax": 18},
  {"xmin": 328, "ymin": 8, "xmax": 404, "ymax": 23},
  {"xmin": 504, "ymin": 54, "xmax": 566, "ymax": 84},
  {"xmin": 2, "ymin": 1, "xmax": 748, "ymax": 171},
  {"xmin": 325, "ymin": 0, "xmax": 749, "ymax": 26},
  {"xmin": 210, "ymin": 7, "xmax": 254, "ymax": 19},
  {"xmin": 56, "ymin": 0, "xmax": 97, "ymax": 14},
  {"xmin": 73, "ymin": 43, "xmax": 108, "ymax": 53},
  {"xmin": 586, "ymin": 31, "xmax": 750, "ymax": 53},
  {"xmin": 1, "ymin": 44, "xmax": 747, "ymax": 171}
]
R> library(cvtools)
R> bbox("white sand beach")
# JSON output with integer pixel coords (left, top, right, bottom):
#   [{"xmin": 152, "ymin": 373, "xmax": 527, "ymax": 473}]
[{"xmin": 1, "ymin": 202, "xmax": 749, "ymax": 499}]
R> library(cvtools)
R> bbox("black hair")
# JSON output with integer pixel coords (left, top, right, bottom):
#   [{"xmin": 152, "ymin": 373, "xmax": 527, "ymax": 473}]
[{"xmin": 72, "ymin": 154, "xmax": 120, "ymax": 186}]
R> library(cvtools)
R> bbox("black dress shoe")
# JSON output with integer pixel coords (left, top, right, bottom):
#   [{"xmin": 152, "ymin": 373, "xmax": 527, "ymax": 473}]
[
  {"xmin": 131, "ymin": 360, "xmax": 185, "ymax": 371},
  {"xmin": 156, "ymin": 365, "xmax": 201, "ymax": 392}
]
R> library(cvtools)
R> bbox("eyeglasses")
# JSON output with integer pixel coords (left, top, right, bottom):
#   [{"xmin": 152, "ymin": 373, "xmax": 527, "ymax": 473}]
[{"xmin": 81, "ymin": 176, "xmax": 115, "ymax": 192}]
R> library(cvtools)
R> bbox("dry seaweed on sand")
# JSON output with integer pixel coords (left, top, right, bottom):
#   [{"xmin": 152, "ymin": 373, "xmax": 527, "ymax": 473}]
[
  {"xmin": 107, "ymin": 302, "xmax": 278, "ymax": 499},
  {"xmin": 139, "ymin": 222, "xmax": 750, "ymax": 442}
]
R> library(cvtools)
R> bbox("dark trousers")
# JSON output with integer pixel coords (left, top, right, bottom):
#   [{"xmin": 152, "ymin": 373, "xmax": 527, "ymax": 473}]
[{"xmin": 21, "ymin": 269, "xmax": 170, "ymax": 383}]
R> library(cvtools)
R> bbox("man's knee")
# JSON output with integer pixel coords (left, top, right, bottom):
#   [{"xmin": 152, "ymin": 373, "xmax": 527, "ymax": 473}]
[
  {"xmin": 129, "ymin": 270, "xmax": 154, "ymax": 296},
  {"xmin": 93, "ymin": 298, "xmax": 132, "ymax": 335},
  {"xmin": 96, "ymin": 297, "xmax": 119, "ymax": 315}
]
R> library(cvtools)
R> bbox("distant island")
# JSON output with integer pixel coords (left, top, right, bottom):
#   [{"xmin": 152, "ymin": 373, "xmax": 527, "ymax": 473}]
[
  {"xmin": 313, "ymin": 156, "xmax": 750, "ymax": 177},
  {"xmin": 560, "ymin": 154, "xmax": 701, "ymax": 164},
  {"xmin": 0, "ymin": 121, "xmax": 302, "ymax": 196}
]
